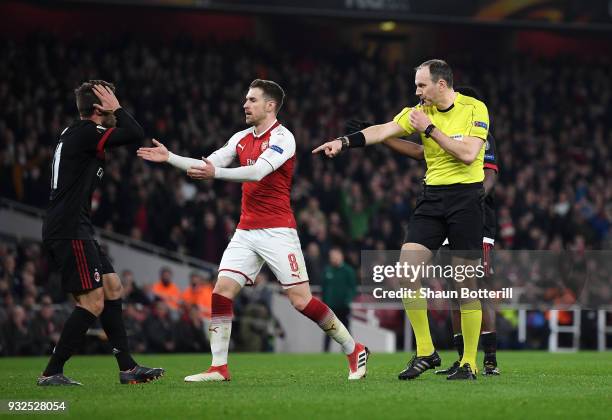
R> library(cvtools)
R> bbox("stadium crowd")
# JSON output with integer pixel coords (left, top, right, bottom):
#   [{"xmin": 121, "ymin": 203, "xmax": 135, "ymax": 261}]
[
  {"xmin": 0, "ymin": 238, "xmax": 288, "ymax": 356},
  {"xmin": 1, "ymin": 35, "xmax": 611, "ymax": 355}
]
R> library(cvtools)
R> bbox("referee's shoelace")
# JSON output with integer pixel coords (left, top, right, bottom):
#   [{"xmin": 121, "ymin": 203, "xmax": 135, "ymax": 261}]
[{"xmin": 407, "ymin": 355, "xmax": 433, "ymax": 372}]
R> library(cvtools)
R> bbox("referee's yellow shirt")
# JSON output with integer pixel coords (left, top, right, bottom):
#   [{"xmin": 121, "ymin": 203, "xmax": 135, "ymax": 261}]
[{"xmin": 393, "ymin": 92, "xmax": 489, "ymax": 185}]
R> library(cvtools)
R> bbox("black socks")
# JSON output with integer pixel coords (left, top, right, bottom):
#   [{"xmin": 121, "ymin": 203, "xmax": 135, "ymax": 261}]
[
  {"xmin": 43, "ymin": 306, "xmax": 97, "ymax": 376},
  {"xmin": 100, "ymin": 299, "xmax": 137, "ymax": 371}
]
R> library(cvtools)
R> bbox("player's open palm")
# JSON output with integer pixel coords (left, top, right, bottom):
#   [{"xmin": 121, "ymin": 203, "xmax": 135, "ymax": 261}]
[{"xmin": 137, "ymin": 139, "xmax": 169, "ymax": 162}]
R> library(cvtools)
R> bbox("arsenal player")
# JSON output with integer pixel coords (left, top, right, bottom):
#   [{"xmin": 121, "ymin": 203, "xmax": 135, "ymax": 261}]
[{"xmin": 137, "ymin": 79, "xmax": 369, "ymax": 382}]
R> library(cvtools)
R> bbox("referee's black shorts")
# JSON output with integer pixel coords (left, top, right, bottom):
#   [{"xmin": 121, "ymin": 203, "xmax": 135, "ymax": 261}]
[
  {"xmin": 44, "ymin": 239, "xmax": 114, "ymax": 293},
  {"xmin": 405, "ymin": 182, "xmax": 484, "ymax": 259}
]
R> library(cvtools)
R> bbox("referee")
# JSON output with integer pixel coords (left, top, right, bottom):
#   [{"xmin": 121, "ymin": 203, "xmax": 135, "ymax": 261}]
[
  {"xmin": 347, "ymin": 86, "xmax": 502, "ymax": 376},
  {"xmin": 313, "ymin": 59, "xmax": 489, "ymax": 381}
]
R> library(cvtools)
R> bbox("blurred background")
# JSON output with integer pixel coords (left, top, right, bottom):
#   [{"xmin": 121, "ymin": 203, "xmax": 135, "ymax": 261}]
[{"xmin": 1, "ymin": 0, "xmax": 611, "ymax": 357}]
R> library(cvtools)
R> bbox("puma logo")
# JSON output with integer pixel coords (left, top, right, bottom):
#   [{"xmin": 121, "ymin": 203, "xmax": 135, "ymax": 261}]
[
  {"xmin": 237, "ymin": 143, "xmax": 245, "ymax": 150},
  {"xmin": 323, "ymin": 323, "xmax": 336, "ymax": 333},
  {"xmin": 208, "ymin": 327, "xmax": 219, "ymax": 333}
]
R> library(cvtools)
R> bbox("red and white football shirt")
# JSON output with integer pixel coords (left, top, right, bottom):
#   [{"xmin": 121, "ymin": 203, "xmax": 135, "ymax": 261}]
[{"xmin": 207, "ymin": 120, "xmax": 297, "ymax": 230}]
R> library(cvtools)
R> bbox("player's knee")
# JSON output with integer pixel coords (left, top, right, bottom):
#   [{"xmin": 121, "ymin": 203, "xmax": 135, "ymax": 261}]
[
  {"xmin": 401, "ymin": 242, "xmax": 429, "ymax": 252},
  {"xmin": 213, "ymin": 276, "xmax": 241, "ymax": 299},
  {"xmin": 213, "ymin": 282, "xmax": 230, "ymax": 296},
  {"xmin": 78, "ymin": 288, "xmax": 105, "ymax": 316},
  {"xmin": 82, "ymin": 297, "xmax": 104, "ymax": 316},
  {"xmin": 102, "ymin": 273, "xmax": 123, "ymax": 299},
  {"xmin": 107, "ymin": 281, "xmax": 123, "ymax": 299},
  {"xmin": 288, "ymin": 294, "xmax": 310, "ymax": 311}
]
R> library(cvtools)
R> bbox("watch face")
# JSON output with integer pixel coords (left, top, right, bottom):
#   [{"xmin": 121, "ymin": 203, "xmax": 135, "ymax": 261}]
[{"xmin": 425, "ymin": 124, "xmax": 434, "ymax": 137}]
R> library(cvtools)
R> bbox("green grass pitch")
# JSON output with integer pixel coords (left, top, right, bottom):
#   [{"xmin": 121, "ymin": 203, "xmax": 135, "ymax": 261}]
[{"xmin": 1, "ymin": 351, "xmax": 610, "ymax": 419}]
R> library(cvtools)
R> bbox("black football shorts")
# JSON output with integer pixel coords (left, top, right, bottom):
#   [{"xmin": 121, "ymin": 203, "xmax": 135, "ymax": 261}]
[
  {"xmin": 405, "ymin": 182, "xmax": 484, "ymax": 259},
  {"xmin": 44, "ymin": 239, "xmax": 114, "ymax": 293}
]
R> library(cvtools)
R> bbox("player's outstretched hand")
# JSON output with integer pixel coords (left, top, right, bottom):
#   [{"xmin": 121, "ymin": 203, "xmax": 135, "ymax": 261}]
[
  {"xmin": 137, "ymin": 139, "xmax": 169, "ymax": 162},
  {"xmin": 92, "ymin": 85, "xmax": 121, "ymax": 113},
  {"xmin": 312, "ymin": 138, "xmax": 343, "ymax": 158},
  {"xmin": 188, "ymin": 158, "xmax": 215, "ymax": 180}
]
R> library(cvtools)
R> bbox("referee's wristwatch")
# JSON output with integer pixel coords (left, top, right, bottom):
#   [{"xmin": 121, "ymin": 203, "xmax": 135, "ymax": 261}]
[
  {"xmin": 424, "ymin": 124, "xmax": 436, "ymax": 138},
  {"xmin": 340, "ymin": 136, "xmax": 350, "ymax": 151}
]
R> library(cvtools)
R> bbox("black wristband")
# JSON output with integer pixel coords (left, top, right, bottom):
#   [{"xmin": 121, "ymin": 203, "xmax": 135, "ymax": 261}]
[
  {"xmin": 346, "ymin": 131, "xmax": 366, "ymax": 148},
  {"xmin": 424, "ymin": 124, "xmax": 436, "ymax": 138}
]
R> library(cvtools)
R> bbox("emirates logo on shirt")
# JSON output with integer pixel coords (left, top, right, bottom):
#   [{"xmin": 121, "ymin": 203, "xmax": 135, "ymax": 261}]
[{"xmin": 261, "ymin": 140, "xmax": 269, "ymax": 151}]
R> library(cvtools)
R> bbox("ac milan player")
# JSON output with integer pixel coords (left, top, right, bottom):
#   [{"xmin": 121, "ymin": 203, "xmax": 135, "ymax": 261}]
[
  {"xmin": 137, "ymin": 79, "xmax": 369, "ymax": 381},
  {"xmin": 38, "ymin": 81, "xmax": 164, "ymax": 386}
]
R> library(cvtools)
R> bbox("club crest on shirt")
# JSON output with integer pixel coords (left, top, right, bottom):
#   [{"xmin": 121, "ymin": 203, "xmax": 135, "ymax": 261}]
[
  {"xmin": 261, "ymin": 140, "xmax": 269, "ymax": 151},
  {"xmin": 94, "ymin": 269, "xmax": 101, "ymax": 282}
]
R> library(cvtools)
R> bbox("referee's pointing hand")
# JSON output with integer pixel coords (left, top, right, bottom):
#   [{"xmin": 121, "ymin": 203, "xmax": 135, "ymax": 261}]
[{"xmin": 312, "ymin": 138, "xmax": 343, "ymax": 158}]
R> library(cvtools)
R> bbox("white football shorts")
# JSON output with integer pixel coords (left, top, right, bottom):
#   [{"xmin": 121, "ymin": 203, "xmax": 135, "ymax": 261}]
[{"xmin": 218, "ymin": 228, "xmax": 309, "ymax": 289}]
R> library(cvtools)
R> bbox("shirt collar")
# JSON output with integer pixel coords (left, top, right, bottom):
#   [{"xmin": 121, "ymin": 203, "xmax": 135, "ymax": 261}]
[{"xmin": 253, "ymin": 120, "xmax": 279, "ymax": 138}]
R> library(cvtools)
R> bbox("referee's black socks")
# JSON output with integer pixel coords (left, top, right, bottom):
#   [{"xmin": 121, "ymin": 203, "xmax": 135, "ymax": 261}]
[
  {"xmin": 453, "ymin": 333, "xmax": 464, "ymax": 359},
  {"xmin": 100, "ymin": 299, "xmax": 137, "ymax": 371},
  {"xmin": 481, "ymin": 331, "xmax": 497, "ymax": 363},
  {"xmin": 43, "ymin": 306, "xmax": 97, "ymax": 376}
]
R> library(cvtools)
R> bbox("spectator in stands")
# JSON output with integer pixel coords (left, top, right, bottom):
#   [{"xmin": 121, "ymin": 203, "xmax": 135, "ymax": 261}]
[
  {"xmin": 121, "ymin": 269, "xmax": 151, "ymax": 305},
  {"xmin": 321, "ymin": 248, "xmax": 357, "ymax": 352},
  {"xmin": 238, "ymin": 272, "xmax": 284, "ymax": 352},
  {"xmin": 143, "ymin": 300, "xmax": 176, "ymax": 353},
  {"xmin": 31, "ymin": 295, "xmax": 62, "ymax": 354},
  {"xmin": 0, "ymin": 253, "xmax": 18, "ymax": 295},
  {"xmin": 238, "ymin": 304, "xmax": 272, "ymax": 352},
  {"xmin": 151, "ymin": 267, "xmax": 181, "ymax": 311},
  {"xmin": 303, "ymin": 242, "xmax": 324, "ymax": 286},
  {"xmin": 191, "ymin": 211, "xmax": 226, "ymax": 264},
  {"xmin": 123, "ymin": 303, "xmax": 148, "ymax": 353},
  {"xmin": 175, "ymin": 305, "xmax": 210, "ymax": 353},
  {"xmin": 21, "ymin": 293, "xmax": 37, "ymax": 319},
  {"xmin": 181, "ymin": 271, "xmax": 213, "ymax": 319},
  {"xmin": 241, "ymin": 272, "xmax": 274, "ymax": 313},
  {"xmin": 2, "ymin": 33, "xmax": 612, "ymax": 356},
  {"xmin": 0, "ymin": 291, "xmax": 15, "ymax": 325},
  {"xmin": 2, "ymin": 305, "xmax": 36, "ymax": 355}
]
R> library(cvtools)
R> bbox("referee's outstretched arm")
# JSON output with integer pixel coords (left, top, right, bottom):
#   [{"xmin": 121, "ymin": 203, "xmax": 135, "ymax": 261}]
[{"xmin": 312, "ymin": 120, "xmax": 405, "ymax": 158}]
